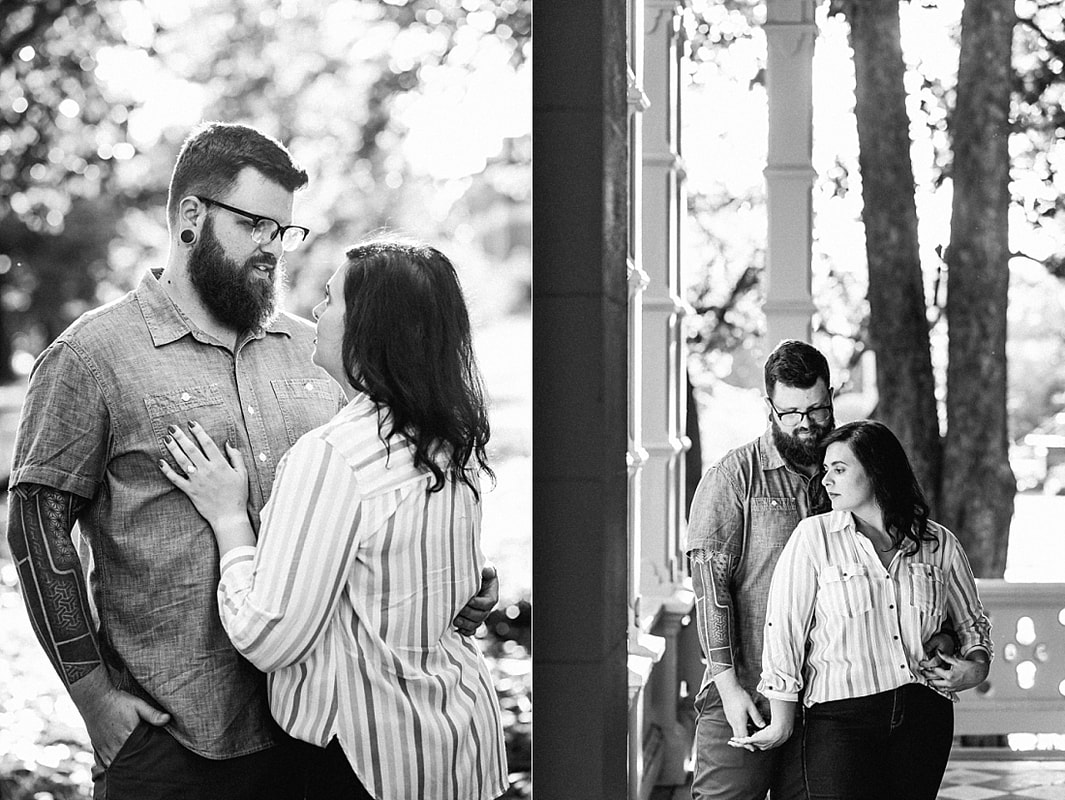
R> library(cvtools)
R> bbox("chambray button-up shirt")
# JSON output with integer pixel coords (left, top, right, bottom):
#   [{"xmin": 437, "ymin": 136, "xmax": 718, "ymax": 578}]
[
  {"xmin": 10, "ymin": 269, "xmax": 346, "ymax": 758},
  {"xmin": 685, "ymin": 428, "xmax": 830, "ymax": 699}
]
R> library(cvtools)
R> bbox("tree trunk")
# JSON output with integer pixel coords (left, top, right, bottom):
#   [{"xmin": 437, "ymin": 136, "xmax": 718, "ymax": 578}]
[
  {"xmin": 0, "ymin": 305, "xmax": 14, "ymax": 384},
  {"xmin": 685, "ymin": 367, "xmax": 702, "ymax": 520},
  {"xmin": 940, "ymin": 0, "xmax": 1016, "ymax": 577},
  {"xmin": 839, "ymin": 0, "xmax": 942, "ymax": 512}
]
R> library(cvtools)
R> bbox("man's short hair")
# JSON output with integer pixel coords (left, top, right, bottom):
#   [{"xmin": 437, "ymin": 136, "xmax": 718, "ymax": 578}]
[
  {"xmin": 764, "ymin": 339, "xmax": 830, "ymax": 397},
  {"xmin": 166, "ymin": 122, "xmax": 309, "ymax": 230}
]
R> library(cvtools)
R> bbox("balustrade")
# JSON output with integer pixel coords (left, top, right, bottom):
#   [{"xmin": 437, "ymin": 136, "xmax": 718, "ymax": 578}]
[{"xmin": 955, "ymin": 580, "xmax": 1065, "ymax": 735}]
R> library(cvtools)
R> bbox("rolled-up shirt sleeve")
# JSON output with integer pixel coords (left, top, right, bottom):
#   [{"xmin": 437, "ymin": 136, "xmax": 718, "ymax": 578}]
[
  {"xmin": 11, "ymin": 341, "xmax": 110, "ymax": 497},
  {"xmin": 945, "ymin": 538, "xmax": 993, "ymax": 660},
  {"xmin": 685, "ymin": 465, "xmax": 744, "ymax": 557},
  {"xmin": 758, "ymin": 522, "xmax": 817, "ymax": 702},
  {"xmin": 217, "ymin": 435, "xmax": 363, "ymax": 673}
]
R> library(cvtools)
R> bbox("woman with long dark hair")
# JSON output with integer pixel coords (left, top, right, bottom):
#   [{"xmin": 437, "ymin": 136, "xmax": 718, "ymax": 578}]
[
  {"xmin": 730, "ymin": 420, "xmax": 992, "ymax": 800},
  {"xmin": 159, "ymin": 241, "xmax": 508, "ymax": 799}
]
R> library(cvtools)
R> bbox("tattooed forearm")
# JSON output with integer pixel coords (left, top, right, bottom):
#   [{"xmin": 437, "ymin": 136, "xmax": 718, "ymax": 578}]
[
  {"xmin": 691, "ymin": 549, "xmax": 737, "ymax": 676},
  {"xmin": 7, "ymin": 484, "xmax": 101, "ymax": 686}
]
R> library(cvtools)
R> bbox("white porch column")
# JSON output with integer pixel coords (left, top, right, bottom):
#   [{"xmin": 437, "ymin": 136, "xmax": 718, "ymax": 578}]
[
  {"xmin": 626, "ymin": 4, "xmax": 665, "ymax": 798},
  {"xmin": 639, "ymin": 0, "xmax": 690, "ymax": 615},
  {"xmin": 763, "ymin": 0, "xmax": 817, "ymax": 344},
  {"xmin": 637, "ymin": 2, "xmax": 696, "ymax": 793}
]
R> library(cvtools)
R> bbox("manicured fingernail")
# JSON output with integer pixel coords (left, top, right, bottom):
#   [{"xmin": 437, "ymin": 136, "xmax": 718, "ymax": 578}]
[
  {"xmin": 188, "ymin": 420, "xmax": 198, "ymax": 428},
  {"xmin": 167, "ymin": 425, "xmax": 177, "ymax": 434},
  {"xmin": 165, "ymin": 435, "xmax": 173, "ymax": 444},
  {"xmin": 158, "ymin": 460, "xmax": 166, "ymax": 469}
]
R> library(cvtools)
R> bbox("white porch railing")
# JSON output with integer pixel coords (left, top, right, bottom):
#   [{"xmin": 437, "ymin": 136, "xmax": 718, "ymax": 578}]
[{"xmin": 954, "ymin": 580, "xmax": 1065, "ymax": 735}]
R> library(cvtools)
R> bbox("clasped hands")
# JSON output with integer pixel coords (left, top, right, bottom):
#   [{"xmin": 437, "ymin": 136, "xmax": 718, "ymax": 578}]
[
  {"xmin": 719, "ymin": 681, "xmax": 792, "ymax": 753},
  {"xmin": 918, "ymin": 631, "xmax": 989, "ymax": 692}
]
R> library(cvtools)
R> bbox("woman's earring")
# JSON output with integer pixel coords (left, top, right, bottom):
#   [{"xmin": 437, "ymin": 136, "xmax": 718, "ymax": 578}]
[{"xmin": 180, "ymin": 229, "xmax": 196, "ymax": 244}]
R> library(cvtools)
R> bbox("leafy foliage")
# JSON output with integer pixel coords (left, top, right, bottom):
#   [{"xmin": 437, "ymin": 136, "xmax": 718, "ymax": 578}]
[
  {"xmin": 0, "ymin": 0, "xmax": 531, "ymax": 375},
  {"xmin": 683, "ymin": 1, "xmax": 1065, "ymax": 445},
  {"xmin": 0, "ymin": 0, "xmax": 131, "ymax": 228}
]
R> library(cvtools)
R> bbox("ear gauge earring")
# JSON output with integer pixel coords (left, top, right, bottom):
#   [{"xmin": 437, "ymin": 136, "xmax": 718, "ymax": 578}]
[{"xmin": 180, "ymin": 229, "xmax": 196, "ymax": 244}]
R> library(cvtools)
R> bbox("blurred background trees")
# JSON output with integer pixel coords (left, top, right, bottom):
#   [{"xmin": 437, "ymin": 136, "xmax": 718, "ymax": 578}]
[
  {"xmin": 1, "ymin": 0, "xmax": 530, "ymax": 364},
  {"xmin": 682, "ymin": 0, "xmax": 1065, "ymax": 578}
]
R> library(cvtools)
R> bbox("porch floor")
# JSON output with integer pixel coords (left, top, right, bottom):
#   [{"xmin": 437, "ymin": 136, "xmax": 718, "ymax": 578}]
[
  {"xmin": 938, "ymin": 755, "xmax": 1065, "ymax": 799},
  {"xmin": 650, "ymin": 752, "xmax": 1065, "ymax": 799}
]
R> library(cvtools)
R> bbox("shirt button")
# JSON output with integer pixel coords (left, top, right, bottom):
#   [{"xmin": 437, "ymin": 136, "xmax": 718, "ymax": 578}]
[
  {"xmin": 248, "ymin": 406, "xmax": 256, "ymax": 415},
  {"xmin": 894, "ymin": 635, "xmax": 899, "ymax": 640},
  {"xmin": 889, "ymin": 604, "xmax": 895, "ymax": 609},
  {"xmin": 258, "ymin": 453, "xmax": 267, "ymax": 462},
  {"xmin": 180, "ymin": 392, "xmax": 191, "ymax": 402}
]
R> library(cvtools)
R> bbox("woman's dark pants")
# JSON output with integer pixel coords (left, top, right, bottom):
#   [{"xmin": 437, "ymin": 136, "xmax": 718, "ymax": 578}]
[{"xmin": 803, "ymin": 683, "xmax": 953, "ymax": 800}]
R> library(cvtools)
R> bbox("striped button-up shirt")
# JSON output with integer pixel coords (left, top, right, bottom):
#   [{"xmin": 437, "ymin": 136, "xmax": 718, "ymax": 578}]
[
  {"xmin": 758, "ymin": 510, "xmax": 992, "ymax": 707},
  {"xmin": 217, "ymin": 393, "xmax": 508, "ymax": 800}
]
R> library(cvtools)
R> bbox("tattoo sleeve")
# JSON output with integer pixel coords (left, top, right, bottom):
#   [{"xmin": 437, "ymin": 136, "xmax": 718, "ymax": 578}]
[
  {"xmin": 7, "ymin": 483, "xmax": 101, "ymax": 687},
  {"xmin": 690, "ymin": 548, "xmax": 738, "ymax": 676}
]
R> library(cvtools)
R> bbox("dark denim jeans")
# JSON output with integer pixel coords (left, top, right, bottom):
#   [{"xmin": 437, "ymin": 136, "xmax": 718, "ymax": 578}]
[
  {"xmin": 803, "ymin": 683, "xmax": 953, "ymax": 800},
  {"xmin": 291, "ymin": 738, "xmax": 374, "ymax": 800},
  {"xmin": 691, "ymin": 682, "xmax": 806, "ymax": 800},
  {"xmin": 91, "ymin": 721, "xmax": 305, "ymax": 800}
]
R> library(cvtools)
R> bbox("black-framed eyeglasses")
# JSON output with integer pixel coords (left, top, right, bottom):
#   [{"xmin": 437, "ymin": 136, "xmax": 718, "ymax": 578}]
[
  {"xmin": 767, "ymin": 398, "xmax": 833, "ymax": 426},
  {"xmin": 196, "ymin": 196, "xmax": 310, "ymax": 252}
]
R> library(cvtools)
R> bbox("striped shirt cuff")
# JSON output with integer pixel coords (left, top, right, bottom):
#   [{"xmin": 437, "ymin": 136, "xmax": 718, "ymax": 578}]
[
  {"xmin": 961, "ymin": 644, "xmax": 992, "ymax": 661},
  {"xmin": 220, "ymin": 545, "xmax": 257, "ymax": 575},
  {"xmin": 760, "ymin": 686, "xmax": 800, "ymax": 703}
]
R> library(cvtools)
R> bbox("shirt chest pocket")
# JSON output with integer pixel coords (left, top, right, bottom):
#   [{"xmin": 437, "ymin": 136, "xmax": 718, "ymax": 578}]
[
  {"xmin": 144, "ymin": 384, "xmax": 239, "ymax": 455},
  {"xmin": 818, "ymin": 563, "xmax": 873, "ymax": 617},
  {"xmin": 271, "ymin": 378, "xmax": 340, "ymax": 447},
  {"xmin": 749, "ymin": 496, "xmax": 800, "ymax": 552},
  {"xmin": 907, "ymin": 562, "xmax": 943, "ymax": 613}
]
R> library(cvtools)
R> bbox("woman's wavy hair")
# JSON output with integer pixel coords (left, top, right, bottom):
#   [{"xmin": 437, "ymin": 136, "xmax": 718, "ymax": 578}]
[
  {"xmin": 822, "ymin": 420, "xmax": 939, "ymax": 555},
  {"xmin": 340, "ymin": 240, "xmax": 493, "ymax": 497}
]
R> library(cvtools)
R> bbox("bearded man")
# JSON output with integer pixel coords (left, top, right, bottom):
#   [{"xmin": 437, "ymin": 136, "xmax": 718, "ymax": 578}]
[
  {"xmin": 7, "ymin": 122, "xmax": 497, "ymax": 800},
  {"xmin": 684, "ymin": 339, "xmax": 832, "ymax": 800}
]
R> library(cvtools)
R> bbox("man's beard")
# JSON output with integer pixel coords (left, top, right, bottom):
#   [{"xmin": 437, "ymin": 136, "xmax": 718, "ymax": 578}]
[
  {"xmin": 187, "ymin": 218, "xmax": 286, "ymax": 333},
  {"xmin": 771, "ymin": 413, "xmax": 834, "ymax": 467}
]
